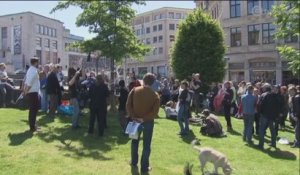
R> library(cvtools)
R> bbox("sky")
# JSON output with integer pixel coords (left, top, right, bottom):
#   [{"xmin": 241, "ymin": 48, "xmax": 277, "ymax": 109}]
[{"xmin": 0, "ymin": 1, "xmax": 195, "ymax": 40}]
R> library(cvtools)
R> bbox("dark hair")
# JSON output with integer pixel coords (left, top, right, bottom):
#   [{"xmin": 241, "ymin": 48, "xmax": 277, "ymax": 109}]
[
  {"xmin": 119, "ymin": 80, "xmax": 125, "ymax": 87},
  {"xmin": 96, "ymin": 75, "xmax": 104, "ymax": 85},
  {"xmin": 143, "ymin": 73, "xmax": 155, "ymax": 86},
  {"xmin": 68, "ymin": 67, "xmax": 76, "ymax": 80},
  {"xmin": 30, "ymin": 57, "xmax": 39, "ymax": 65}
]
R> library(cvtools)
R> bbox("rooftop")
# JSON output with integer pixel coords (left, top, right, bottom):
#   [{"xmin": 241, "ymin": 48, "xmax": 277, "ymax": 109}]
[
  {"xmin": 0, "ymin": 11, "xmax": 63, "ymax": 24},
  {"xmin": 136, "ymin": 6, "xmax": 194, "ymax": 16}
]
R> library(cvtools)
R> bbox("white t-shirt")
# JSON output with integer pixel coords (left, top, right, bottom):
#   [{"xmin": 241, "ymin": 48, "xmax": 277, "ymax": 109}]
[{"xmin": 25, "ymin": 66, "xmax": 40, "ymax": 93}]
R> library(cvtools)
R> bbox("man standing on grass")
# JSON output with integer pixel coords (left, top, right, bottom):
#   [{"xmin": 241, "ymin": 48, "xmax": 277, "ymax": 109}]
[
  {"xmin": 241, "ymin": 85, "xmax": 256, "ymax": 145},
  {"xmin": 23, "ymin": 57, "xmax": 40, "ymax": 132},
  {"xmin": 126, "ymin": 73, "xmax": 160, "ymax": 173}
]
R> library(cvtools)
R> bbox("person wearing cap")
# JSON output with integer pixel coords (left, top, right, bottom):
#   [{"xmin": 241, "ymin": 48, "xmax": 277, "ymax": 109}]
[
  {"xmin": 257, "ymin": 83, "xmax": 281, "ymax": 149},
  {"xmin": 23, "ymin": 57, "xmax": 40, "ymax": 132},
  {"xmin": 241, "ymin": 85, "xmax": 256, "ymax": 144},
  {"xmin": 200, "ymin": 109, "xmax": 223, "ymax": 137}
]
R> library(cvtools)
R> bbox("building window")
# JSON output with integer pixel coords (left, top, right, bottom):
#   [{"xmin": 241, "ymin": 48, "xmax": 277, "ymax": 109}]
[
  {"xmin": 153, "ymin": 48, "xmax": 158, "ymax": 55},
  {"xmin": 262, "ymin": 0, "xmax": 275, "ymax": 13},
  {"xmin": 248, "ymin": 24, "xmax": 260, "ymax": 45},
  {"xmin": 230, "ymin": 0, "xmax": 241, "ymax": 18},
  {"xmin": 154, "ymin": 15, "xmax": 159, "ymax": 20},
  {"xmin": 44, "ymin": 26, "xmax": 48, "ymax": 35},
  {"xmin": 230, "ymin": 27, "xmax": 241, "ymax": 47},
  {"xmin": 247, "ymin": 0, "xmax": 259, "ymax": 15},
  {"xmin": 35, "ymin": 25, "xmax": 39, "ymax": 34},
  {"xmin": 158, "ymin": 24, "xmax": 163, "ymax": 31},
  {"xmin": 158, "ymin": 35, "xmax": 163, "ymax": 43},
  {"xmin": 170, "ymin": 35, "xmax": 175, "ymax": 42},
  {"xmin": 158, "ymin": 47, "xmax": 163, "ymax": 54},
  {"xmin": 44, "ymin": 38, "xmax": 50, "ymax": 48},
  {"xmin": 153, "ymin": 25, "xmax": 157, "ymax": 32},
  {"xmin": 285, "ymin": 34, "xmax": 298, "ymax": 43},
  {"xmin": 169, "ymin": 24, "xmax": 175, "ymax": 30},
  {"xmin": 36, "ymin": 50, "xmax": 42, "ymax": 62},
  {"xmin": 52, "ymin": 40, "xmax": 58, "ymax": 49},
  {"xmin": 36, "ymin": 37, "xmax": 42, "ymax": 47},
  {"xmin": 40, "ymin": 26, "xmax": 44, "ymax": 35},
  {"xmin": 2, "ymin": 51, "xmax": 5, "ymax": 58},
  {"xmin": 45, "ymin": 51, "xmax": 50, "ymax": 63},
  {"xmin": 146, "ymin": 38, "xmax": 151, "ymax": 44},
  {"xmin": 160, "ymin": 13, "xmax": 166, "ymax": 19},
  {"xmin": 262, "ymin": 23, "xmax": 275, "ymax": 44},
  {"xmin": 136, "ymin": 29, "xmax": 141, "ymax": 36},
  {"xmin": 168, "ymin": 12, "xmax": 174, "ymax": 19},
  {"xmin": 146, "ymin": 27, "xmax": 150, "ymax": 34},
  {"xmin": 53, "ymin": 29, "xmax": 57, "ymax": 37},
  {"xmin": 153, "ymin": 36, "xmax": 157, "ymax": 43},
  {"xmin": 1, "ymin": 27, "xmax": 7, "ymax": 39},
  {"xmin": 175, "ymin": 13, "xmax": 182, "ymax": 19}
]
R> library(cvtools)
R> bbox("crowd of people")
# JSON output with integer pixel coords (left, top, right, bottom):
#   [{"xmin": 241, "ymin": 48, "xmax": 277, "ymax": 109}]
[{"xmin": 2, "ymin": 56, "xmax": 299, "ymax": 173}]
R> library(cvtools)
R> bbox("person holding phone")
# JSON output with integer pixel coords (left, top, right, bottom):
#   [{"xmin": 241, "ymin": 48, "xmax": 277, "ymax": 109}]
[{"xmin": 68, "ymin": 67, "xmax": 81, "ymax": 129}]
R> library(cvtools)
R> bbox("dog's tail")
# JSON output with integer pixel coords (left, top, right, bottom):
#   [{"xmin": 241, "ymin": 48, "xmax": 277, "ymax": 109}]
[{"xmin": 193, "ymin": 145, "xmax": 202, "ymax": 152}]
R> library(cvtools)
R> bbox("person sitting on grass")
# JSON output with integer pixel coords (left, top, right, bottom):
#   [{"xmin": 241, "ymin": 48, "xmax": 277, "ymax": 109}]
[{"xmin": 200, "ymin": 109, "xmax": 224, "ymax": 137}]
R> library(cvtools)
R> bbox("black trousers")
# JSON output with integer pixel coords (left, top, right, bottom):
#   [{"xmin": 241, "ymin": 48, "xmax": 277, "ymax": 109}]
[
  {"xmin": 224, "ymin": 104, "xmax": 232, "ymax": 128},
  {"xmin": 88, "ymin": 109, "xmax": 106, "ymax": 136},
  {"xmin": 27, "ymin": 92, "xmax": 39, "ymax": 131},
  {"xmin": 254, "ymin": 112, "xmax": 260, "ymax": 135}
]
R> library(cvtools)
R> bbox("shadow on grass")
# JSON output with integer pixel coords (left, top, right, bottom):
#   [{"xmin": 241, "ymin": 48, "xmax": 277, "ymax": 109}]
[
  {"xmin": 34, "ymin": 111, "xmax": 130, "ymax": 160},
  {"xmin": 248, "ymin": 144, "xmax": 297, "ymax": 160},
  {"xmin": 8, "ymin": 130, "xmax": 33, "ymax": 146},
  {"xmin": 227, "ymin": 129, "xmax": 242, "ymax": 136},
  {"xmin": 181, "ymin": 130, "xmax": 197, "ymax": 144}
]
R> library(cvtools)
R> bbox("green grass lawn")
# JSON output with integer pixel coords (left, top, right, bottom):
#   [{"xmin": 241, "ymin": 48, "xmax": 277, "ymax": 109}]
[{"xmin": 0, "ymin": 108, "xmax": 299, "ymax": 175}]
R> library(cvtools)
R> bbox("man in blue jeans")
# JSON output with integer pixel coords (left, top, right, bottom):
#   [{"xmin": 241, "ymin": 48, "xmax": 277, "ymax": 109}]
[
  {"xmin": 257, "ymin": 84, "xmax": 281, "ymax": 149},
  {"xmin": 126, "ymin": 73, "xmax": 160, "ymax": 173},
  {"xmin": 241, "ymin": 85, "xmax": 256, "ymax": 145}
]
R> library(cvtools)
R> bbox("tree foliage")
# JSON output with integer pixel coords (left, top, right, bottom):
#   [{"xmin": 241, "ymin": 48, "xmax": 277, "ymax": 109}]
[
  {"xmin": 171, "ymin": 8, "xmax": 226, "ymax": 84},
  {"xmin": 51, "ymin": 0, "xmax": 150, "ymax": 63},
  {"xmin": 271, "ymin": 1, "xmax": 300, "ymax": 75}
]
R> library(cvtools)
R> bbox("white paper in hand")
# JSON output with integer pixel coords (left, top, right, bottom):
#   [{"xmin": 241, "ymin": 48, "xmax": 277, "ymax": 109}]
[{"xmin": 125, "ymin": 121, "xmax": 141, "ymax": 140}]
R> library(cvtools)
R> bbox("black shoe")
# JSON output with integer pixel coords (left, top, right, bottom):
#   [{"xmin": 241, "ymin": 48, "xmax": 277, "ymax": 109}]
[
  {"xmin": 291, "ymin": 144, "xmax": 300, "ymax": 148},
  {"xmin": 268, "ymin": 143, "xmax": 276, "ymax": 148},
  {"xmin": 141, "ymin": 166, "xmax": 152, "ymax": 173},
  {"xmin": 128, "ymin": 161, "xmax": 137, "ymax": 167}
]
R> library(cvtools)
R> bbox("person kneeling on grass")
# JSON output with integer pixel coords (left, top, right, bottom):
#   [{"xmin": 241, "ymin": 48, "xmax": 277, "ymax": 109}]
[
  {"xmin": 200, "ymin": 109, "xmax": 224, "ymax": 137},
  {"xmin": 177, "ymin": 81, "xmax": 190, "ymax": 136}
]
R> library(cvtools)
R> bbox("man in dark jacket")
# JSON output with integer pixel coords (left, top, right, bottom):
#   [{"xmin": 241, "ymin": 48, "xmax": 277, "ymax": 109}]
[
  {"xmin": 258, "ymin": 83, "xmax": 281, "ymax": 149},
  {"xmin": 46, "ymin": 65, "xmax": 61, "ymax": 117},
  {"xmin": 223, "ymin": 81, "xmax": 234, "ymax": 131}
]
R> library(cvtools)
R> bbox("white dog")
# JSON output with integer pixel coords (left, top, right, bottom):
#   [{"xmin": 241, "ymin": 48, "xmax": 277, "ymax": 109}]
[{"xmin": 193, "ymin": 146, "xmax": 232, "ymax": 175}]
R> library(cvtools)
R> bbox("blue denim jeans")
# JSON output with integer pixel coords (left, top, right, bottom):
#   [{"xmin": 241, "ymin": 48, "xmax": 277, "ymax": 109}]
[
  {"xmin": 259, "ymin": 115, "xmax": 276, "ymax": 148},
  {"xmin": 131, "ymin": 120, "xmax": 154, "ymax": 172},
  {"xmin": 40, "ymin": 89, "xmax": 48, "ymax": 112},
  {"xmin": 70, "ymin": 98, "xmax": 80, "ymax": 128},
  {"xmin": 243, "ymin": 114, "xmax": 255, "ymax": 142},
  {"xmin": 177, "ymin": 104, "xmax": 189, "ymax": 134}
]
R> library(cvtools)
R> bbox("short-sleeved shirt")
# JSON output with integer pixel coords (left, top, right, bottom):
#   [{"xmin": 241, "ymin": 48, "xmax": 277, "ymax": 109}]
[{"xmin": 25, "ymin": 66, "xmax": 40, "ymax": 93}]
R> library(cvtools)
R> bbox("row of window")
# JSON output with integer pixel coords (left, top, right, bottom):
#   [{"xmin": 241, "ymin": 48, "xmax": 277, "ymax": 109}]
[
  {"xmin": 35, "ymin": 24, "xmax": 57, "ymax": 37},
  {"xmin": 135, "ymin": 12, "xmax": 186, "ymax": 25},
  {"xmin": 230, "ymin": 0, "xmax": 275, "ymax": 18},
  {"xmin": 35, "ymin": 50, "xmax": 59, "ymax": 64},
  {"xmin": 135, "ymin": 24, "xmax": 178, "ymax": 36},
  {"xmin": 36, "ymin": 37, "xmax": 57, "ymax": 49},
  {"xmin": 138, "ymin": 35, "xmax": 175, "ymax": 45},
  {"xmin": 230, "ymin": 23, "xmax": 298, "ymax": 47},
  {"xmin": 153, "ymin": 47, "xmax": 164, "ymax": 55}
]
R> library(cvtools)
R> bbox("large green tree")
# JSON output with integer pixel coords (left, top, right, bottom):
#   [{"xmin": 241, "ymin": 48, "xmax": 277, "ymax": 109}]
[
  {"xmin": 271, "ymin": 1, "xmax": 300, "ymax": 75},
  {"xmin": 51, "ymin": 0, "xmax": 150, "ymax": 80},
  {"xmin": 171, "ymin": 8, "xmax": 226, "ymax": 84}
]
